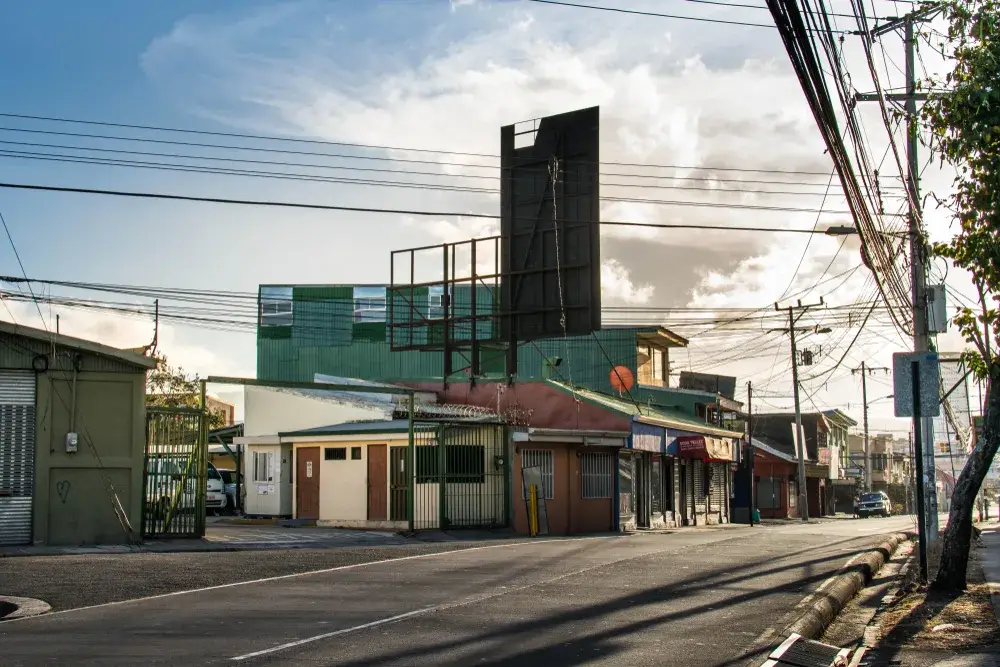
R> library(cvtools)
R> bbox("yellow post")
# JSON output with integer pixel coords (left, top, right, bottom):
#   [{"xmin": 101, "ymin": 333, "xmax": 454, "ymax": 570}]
[{"xmin": 528, "ymin": 484, "xmax": 539, "ymax": 537}]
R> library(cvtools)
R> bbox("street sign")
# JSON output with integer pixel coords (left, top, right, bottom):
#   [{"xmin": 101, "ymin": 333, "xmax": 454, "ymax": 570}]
[{"xmin": 893, "ymin": 352, "xmax": 941, "ymax": 418}]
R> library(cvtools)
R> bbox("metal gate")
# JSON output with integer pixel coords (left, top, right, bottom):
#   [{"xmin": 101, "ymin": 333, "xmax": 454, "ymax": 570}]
[
  {"xmin": 0, "ymin": 371, "xmax": 36, "ymax": 546},
  {"xmin": 142, "ymin": 407, "xmax": 207, "ymax": 538},
  {"xmin": 413, "ymin": 421, "xmax": 509, "ymax": 530},
  {"xmin": 389, "ymin": 446, "xmax": 407, "ymax": 521}
]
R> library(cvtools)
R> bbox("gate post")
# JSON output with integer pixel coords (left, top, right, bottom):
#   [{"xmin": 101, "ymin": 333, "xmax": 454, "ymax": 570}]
[
  {"xmin": 196, "ymin": 380, "xmax": 207, "ymax": 537},
  {"xmin": 407, "ymin": 392, "xmax": 415, "ymax": 532}
]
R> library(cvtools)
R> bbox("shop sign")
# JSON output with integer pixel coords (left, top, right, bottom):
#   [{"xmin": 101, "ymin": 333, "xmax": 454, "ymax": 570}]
[{"xmin": 676, "ymin": 435, "xmax": 734, "ymax": 462}]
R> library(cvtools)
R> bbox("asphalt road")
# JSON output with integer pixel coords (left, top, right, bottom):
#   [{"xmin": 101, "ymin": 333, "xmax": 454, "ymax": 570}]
[{"xmin": 1, "ymin": 517, "xmax": 916, "ymax": 667}]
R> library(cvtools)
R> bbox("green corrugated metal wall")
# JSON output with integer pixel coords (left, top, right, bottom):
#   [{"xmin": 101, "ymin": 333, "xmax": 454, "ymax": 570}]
[{"xmin": 258, "ymin": 289, "xmax": 640, "ymax": 393}]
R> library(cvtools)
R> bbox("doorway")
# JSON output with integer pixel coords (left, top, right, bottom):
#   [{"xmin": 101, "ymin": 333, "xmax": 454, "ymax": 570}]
[
  {"xmin": 295, "ymin": 447, "xmax": 320, "ymax": 520},
  {"xmin": 367, "ymin": 444, "xmax": 388, "ymax": 521}
]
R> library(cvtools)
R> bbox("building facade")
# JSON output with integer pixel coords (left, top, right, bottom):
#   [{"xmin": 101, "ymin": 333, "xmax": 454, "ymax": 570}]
[
  {"xmin": 0, "ymin": 322, "xmax": 156, "ymax": 547},
  {"xmin": 252, "ymin": 283, "xmax": 745, "ymax": 535}
]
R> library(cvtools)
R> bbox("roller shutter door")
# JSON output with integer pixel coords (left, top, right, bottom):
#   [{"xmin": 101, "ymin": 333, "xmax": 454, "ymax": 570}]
[
  {"xmin": 711, "ymin": 462, "xmax": 727, "ymax": 522},
  {"xmin": 0, "ymin": 370, "xmax": 36, "ymax": 546}
]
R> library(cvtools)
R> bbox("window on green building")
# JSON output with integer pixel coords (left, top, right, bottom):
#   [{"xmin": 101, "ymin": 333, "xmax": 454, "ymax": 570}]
[{"xmin": 259, "ymin": 286, "xmax": 293, "ymax": 326}]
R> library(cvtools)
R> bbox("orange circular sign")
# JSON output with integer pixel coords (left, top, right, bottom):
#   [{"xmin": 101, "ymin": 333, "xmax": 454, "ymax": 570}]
[{"xmin": 610, "ymin": 366, "xmax": 634, "ymax": 392}]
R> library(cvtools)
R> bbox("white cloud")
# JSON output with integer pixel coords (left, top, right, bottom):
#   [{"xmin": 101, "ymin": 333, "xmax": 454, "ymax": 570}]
[
  {"xmin": 129, "ymin": 0, "xmax": 970, "ymax": 435},
  {"xmin": 0, "ymin": 300, "xmax": 249, "ymax": 379},
  {"xmin": 601, "ymin": 259, "xmax": 654, "ymax": 305}
]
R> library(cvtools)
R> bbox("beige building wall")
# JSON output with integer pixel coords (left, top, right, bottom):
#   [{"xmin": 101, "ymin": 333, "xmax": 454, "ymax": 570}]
[{"xmin": 292, "ymin": 434, "xmax": 410, "ymax": 529}]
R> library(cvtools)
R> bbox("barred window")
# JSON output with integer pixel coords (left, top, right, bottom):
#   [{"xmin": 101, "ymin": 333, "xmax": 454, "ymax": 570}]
[
  {"xmin": 521, "ymin": 449, "xmax": 554, "ymax": 499},
  {"xmin": 581, "ymin": 452, "xmax": 613, "ymax": 499}
]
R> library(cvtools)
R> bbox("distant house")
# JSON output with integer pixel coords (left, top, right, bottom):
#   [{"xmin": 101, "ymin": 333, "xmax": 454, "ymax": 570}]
[{"xmin": 751, "ymin": 409, "xmax": 857, "ymax": 517}]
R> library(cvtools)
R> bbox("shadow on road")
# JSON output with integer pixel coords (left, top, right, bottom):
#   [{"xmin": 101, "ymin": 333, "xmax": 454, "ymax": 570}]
[{"xmin": 313, "ymin": 535, "xmax": 895, "ymax": 667}]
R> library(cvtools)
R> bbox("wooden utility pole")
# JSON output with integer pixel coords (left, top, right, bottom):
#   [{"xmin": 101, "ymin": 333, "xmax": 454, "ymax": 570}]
[
  {"xmin": 773, "ymin": 298, "xmax": 827, "ymax": 521},
  {"xmin": 852, "ymin": 361, "xmax": 890, "ymax": 491},
  {"xmin": 861, "ymin": 0, "xmax": 947, "ymax": 544}
]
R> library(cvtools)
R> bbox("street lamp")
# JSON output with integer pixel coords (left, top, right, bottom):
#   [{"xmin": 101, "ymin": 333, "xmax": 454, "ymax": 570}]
[{"xmin": 824, "ymin": 225, "xmax": 858, "ymax": 236}]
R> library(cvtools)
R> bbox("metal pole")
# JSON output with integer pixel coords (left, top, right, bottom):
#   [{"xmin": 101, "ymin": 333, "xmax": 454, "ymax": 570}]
[
  {"xmin": 860, "ymin": 362, "xmax": 871, "ymax": 492},
  {"xmin": 407, "ymin": 391, "xmax": 415, "ymax": 533},
  {"xmin": 748, "ymin": 380, "xmax": 755, "ymax": 526},
  {"xmin": 912, "ymin": 360, "xmax": 929, "ymax": 582},
  {"xmin": 790, "ymin": 308, "xmax": 809, "ymax": 521}
]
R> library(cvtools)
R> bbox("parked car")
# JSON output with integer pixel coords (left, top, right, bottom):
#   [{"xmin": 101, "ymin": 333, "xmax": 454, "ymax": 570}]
[
  {"xmin": 145, "ymin": 458, "xmax": 226, "ymax": 517},
  {"xmin": 217, "ymin": 468, "xmax": 242, "ymax": 513},
  {"xmin": 856, "ymin": 491, "xmax": 892, "ymax": 518},
  {"xmin": 206, "ymin": 462, "xmax": 227, "ymax": 514}
]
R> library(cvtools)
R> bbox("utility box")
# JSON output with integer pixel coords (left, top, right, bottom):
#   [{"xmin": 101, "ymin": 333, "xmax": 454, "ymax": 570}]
[
  {"xmin": 927, "ymin": 284, "xmax": 948, "ymax": 334},
  {"xmin": 243, "ymin": 443, "xmax": 293, "ymax": 517}
]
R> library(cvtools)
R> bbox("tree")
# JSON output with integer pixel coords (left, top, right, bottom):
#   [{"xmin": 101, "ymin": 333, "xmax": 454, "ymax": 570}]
[
  {"xmin": 922, "ymin": 0, "xmax": 1000, "ymax": 591},
  {"xmin": 145, "ymin": 352, "xmax": 226, "ymax": 429}
]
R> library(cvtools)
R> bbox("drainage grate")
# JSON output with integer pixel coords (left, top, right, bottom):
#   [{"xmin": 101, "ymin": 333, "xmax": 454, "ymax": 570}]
[{"xmin": 761, "ymin": 634, "xmax": 852, "ymax": 667}]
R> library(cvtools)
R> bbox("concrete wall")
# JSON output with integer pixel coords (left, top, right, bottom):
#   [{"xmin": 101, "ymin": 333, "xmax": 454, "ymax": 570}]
[
  {"xmin": 35, "ymin": 370, "xmax": 147, "ymax": 546},
  {"xmin": 243, "ymin": 386, "xmax": 386, "ymax": 437}
]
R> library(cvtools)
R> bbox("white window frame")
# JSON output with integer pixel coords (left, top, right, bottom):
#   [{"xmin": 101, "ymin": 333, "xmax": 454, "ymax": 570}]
[
  {"xmin": 581, "ymin": 452, "xmax": 613, "ymax": 499},
  {"xmin": 253, "ymin": 451, "xmax": 274, "ymax": 482},
  {"xmin": 353, "ymin": 287, "xmax": 388, "ymax": 323},
  {"xmin": 259, "ymin": 286, "xmax": 293, "ymax": 326},
  {"xmin": 521, "ymin": 449, "xmax": 554, "ymax": 500}
]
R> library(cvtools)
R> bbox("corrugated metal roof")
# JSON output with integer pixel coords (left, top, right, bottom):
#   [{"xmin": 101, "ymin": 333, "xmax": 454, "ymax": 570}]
[
  {"xmin": 547, "ymin": 381, "xmax": 743, "ymax": 439},
  {"xmin": 752, "ymin": 436, "xmax": 798, "ymax": 463},
  {"xmin": 280, "ymin": 419, "xmax": 436, "ymax": 437},
  {"xmin": 0, "ymin": 320, "xmax": 156, "ymax": 369}
]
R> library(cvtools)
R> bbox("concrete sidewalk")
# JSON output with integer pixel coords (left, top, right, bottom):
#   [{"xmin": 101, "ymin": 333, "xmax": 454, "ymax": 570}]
[
  {"xmin": 860, "ymin": 523, "xmax": 1000, "ymax": 666},
  {"xmin": 0, "ymin": 523, "xmax": 410, "ymax": 557}
]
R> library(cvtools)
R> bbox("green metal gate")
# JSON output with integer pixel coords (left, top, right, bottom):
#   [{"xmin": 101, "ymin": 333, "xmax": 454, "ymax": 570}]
[
  {"xmin": 142, "ymin": 407, "xmax": 207, "ymax": 538},
  {"xmin": 412, "ymin": 421, "xmax": 509, "ymax": 530}
]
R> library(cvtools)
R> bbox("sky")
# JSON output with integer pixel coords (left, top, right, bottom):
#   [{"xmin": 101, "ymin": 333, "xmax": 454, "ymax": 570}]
[{"xmin": 0, "ymin": 0, "xmax": 982, "ymax": 442}]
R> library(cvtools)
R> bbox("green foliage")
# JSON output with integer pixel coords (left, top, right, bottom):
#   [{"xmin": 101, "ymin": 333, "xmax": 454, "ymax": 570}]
[
  {"xmin": 924, "ymin": 0, "xmax": 1000, "ymax": 376},
  {"xmin": 145, "ymin": 352, "xmax": 226, "ymax": 429}
]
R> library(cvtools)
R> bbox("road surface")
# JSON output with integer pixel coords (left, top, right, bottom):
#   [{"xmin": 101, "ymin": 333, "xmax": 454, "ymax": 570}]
[{"xmin": 1, "ymin": 517, "xmax": 916, "ymax": 667}]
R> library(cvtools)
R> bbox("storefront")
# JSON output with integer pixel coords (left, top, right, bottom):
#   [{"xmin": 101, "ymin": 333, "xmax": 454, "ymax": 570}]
[
  {"xmin": 616, "ymin": 417, "xmax": 742, "ymax": 530},
  {"xmin": 672, "ymin": 434, "xmax": 739, "ymax": 525},
  {"xmin": 619, "ymin": 422, "xmax": 672, "ymax": 530}
]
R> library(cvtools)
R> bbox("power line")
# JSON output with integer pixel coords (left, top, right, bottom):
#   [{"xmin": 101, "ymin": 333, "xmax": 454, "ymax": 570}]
[
  {"xmin": 0, "ymin": 208, "xmax": 45, "ymax": 329},
  {"xmin": 0, "ymin": 136, "xmax": 909, "ymax": 194},
  {"xmin": 524, "ymin": 0, "xmax": 857, "ymax": 31},
  {"xmin": 0, "ymin": 115, "xmax": 845, "ymax": 176},
  {"xmin": 0, "ymin": 148, "xmax": 889, "ymax": 206},
  {"xmin": 0, "ymin": 181, "xmax": 866, "ymax": 225}
]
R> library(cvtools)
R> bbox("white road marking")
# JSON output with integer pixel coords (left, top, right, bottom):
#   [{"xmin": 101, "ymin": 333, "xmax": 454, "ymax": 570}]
[
  {"xmin": 230, "ymin": 607, "xmax": 437, "ymax": 661},
  {"xmin": 6, "ymin": 536, "xmax": 619, "ymax": 623},
  {"xmin": 228, "ymin": 536, "xmax": 732, "ymax": 661}
]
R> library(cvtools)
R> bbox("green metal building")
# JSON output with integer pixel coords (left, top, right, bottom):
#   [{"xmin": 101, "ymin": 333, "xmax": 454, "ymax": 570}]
[{"xmin": 0, "ymin": 321, "xmax": 156, "ymax": 547}]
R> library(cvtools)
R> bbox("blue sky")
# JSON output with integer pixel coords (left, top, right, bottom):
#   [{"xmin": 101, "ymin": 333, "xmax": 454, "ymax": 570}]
[{"xmin": 0, "ymin": 0, "xmax": 973, "ymax": 434}]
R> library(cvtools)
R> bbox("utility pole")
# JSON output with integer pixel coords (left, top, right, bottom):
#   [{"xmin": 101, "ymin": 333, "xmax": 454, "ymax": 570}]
[
  {"xmin": 860, "ymin": 2, "xmax": 945, "ymax": 544},
  {"xmin": 773, "ymin": 298, "xmax": 827, "ymax": 522},
  {"xmin": 747, "ymin": 380, "xmax": 755, "ymax": 527},
  {"xmin": 852, "ymin": 361, "xmax": 890, "ymax": 492}
]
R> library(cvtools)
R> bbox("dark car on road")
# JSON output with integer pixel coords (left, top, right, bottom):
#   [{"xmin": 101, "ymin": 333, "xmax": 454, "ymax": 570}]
[{"xmin": 856, "ymin": 491, "xmax": 892, "ymax": 518}]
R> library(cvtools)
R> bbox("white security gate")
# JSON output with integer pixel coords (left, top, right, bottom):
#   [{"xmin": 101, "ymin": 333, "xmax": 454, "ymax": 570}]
[{"xmin": 0, "ymin": 370, "xmax": 36, "ymax": 545}]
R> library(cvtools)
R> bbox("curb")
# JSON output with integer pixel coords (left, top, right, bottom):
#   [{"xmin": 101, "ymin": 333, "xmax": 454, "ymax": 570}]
[
  {"xmin": 0, "ymin": 596, "xmax": 51, "ymax": 621},
  {"xmin": 784, "ymin": 531, "xmax": 915, "ymax": 640}
]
